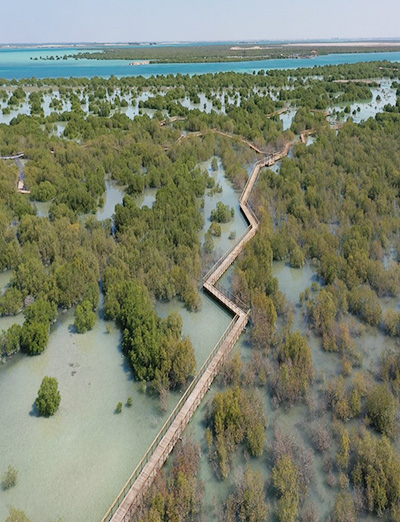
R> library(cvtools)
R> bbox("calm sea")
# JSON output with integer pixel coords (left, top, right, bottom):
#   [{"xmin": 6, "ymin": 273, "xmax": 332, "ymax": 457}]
[{"xmin": 0, "ymin": 47, "xmax": 400, "ymax": 79}]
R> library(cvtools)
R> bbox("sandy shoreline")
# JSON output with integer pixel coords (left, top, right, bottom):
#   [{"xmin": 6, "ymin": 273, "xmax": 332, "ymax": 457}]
[{"xmin": 284, "ymin": 41, "xmax": 400, "ymax": 47}]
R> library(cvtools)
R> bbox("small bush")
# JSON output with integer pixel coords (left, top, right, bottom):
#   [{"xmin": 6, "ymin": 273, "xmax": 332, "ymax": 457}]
[
  {"xmin": 35, "ymin": 376, "xmax": 61, "ymax": 417},
  {"xmin": 2, "ymin": 465, "xmax": 18, "ymax": 490}
]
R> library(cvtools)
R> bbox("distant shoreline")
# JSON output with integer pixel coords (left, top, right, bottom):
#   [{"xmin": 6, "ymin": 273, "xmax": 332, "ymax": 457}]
[
  {"xmin": 284, "ymin": 41, "xmax": 400, "ymax": 48},
  {"xmin": 1, "ymin": 40, "xmax": 400, "ymax": 51}
]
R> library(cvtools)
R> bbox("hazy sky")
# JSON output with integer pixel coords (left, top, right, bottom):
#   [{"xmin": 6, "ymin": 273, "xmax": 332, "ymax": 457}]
[{"xmin": 2, "ymin": 0, "xmax": 399, "ymax": 43}]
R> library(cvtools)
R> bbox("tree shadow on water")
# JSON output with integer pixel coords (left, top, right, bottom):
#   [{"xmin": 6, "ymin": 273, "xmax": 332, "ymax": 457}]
[
  {"xmin": 67, "ymin": 323, "xmax": 78, "ymax": 334},
  {"xmin": 116, "ymin": 332, "xmax": 135, "ymax": 381},
  {"xmin": 29, "ymin": 402, "xmax": 39, "ymax": 417}
]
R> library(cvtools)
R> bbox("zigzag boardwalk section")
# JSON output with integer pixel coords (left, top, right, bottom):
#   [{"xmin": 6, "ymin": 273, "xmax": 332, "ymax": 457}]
[{"xmin": 104, "ymin": 136, "xmax": 290, "ymax": 522}]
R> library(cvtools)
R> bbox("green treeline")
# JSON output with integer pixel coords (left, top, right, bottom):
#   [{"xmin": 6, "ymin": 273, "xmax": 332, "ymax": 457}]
[{"xmin": 68, "ymin": 43, "xmax": 400, "ymax": 63}]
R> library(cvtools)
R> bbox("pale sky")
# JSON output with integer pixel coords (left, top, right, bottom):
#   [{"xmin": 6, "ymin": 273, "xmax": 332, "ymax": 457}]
[{"xmin": 2, "ymin": 0, "xmax": 399, "ymax": 44}]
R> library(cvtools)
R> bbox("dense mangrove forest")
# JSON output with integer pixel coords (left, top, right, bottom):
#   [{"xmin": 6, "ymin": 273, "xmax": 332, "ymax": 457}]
[
  {"xmin": 67, "ymin": 43, "xmax": 400, "ymax": 63},
  {"xmin": 2, "ymin": 59, "xmax": 400, "ymax": 521}
]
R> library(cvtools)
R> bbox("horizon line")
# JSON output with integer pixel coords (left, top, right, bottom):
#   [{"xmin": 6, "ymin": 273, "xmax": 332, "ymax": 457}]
[{"xmin": 2, "ymin": 37, "xmax": 400, "ymax": 46}]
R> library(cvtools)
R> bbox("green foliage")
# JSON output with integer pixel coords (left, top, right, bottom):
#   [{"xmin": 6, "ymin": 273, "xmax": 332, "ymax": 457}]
[
  {"xmin": 5, "ymin": 507, "xmax": 32, "ymax": 522},
  {"xmin": 226, "ymin": 467, "xmax": 269, "ymax": 522},
  {"xmin": 21, "ymin": 321, "xmax": 49, "ymax": 355},
  {"xmin": 209, "ymin": 221, "xmax": 221, "ymax": 237},
  {"xmin": 1, "ymin": 324, "xmax": 22, "ymax": 356},
  {"xmin": 233, "ymin": 231, "xmax": 280, "ymax": 312},
  {"xmin": 251, "ymin": 290, "xmax": 277, "ymax": 349},
  {"xmin": 210, "ymin": 202, "xmax": 234, "ymax": 223},
  {"xmin": 31, "ymin": 180, "xmax": 57, "ymax": 202},
  {"xmin": 0, "ymin": 287, "xmax": 23, "ymax": 316},
  {"xmin": 352, "ymin": 430, "xmax": 400, "ymax": 517},
  {"xmin": 35, "ymin": 376, "xmax": 61, "ymax": 416},
  {"xmin": 208, "ymin": 387, "xmax": 266, "ymax": 478},
  {"xmin": 74, "ymin": 299, "xmax": 96, "ymax": 333},
  {"xmin": 3, "ymin": 64, "xmax": 400, "ymax": 517},
  {"xmin": 326, "ymin": 373, "xmax": 367, "ymax": 421},
  {"xmin": 272, "ymin": 455, "xmax": 300, "ymax": 522},
  {"xmin": 126, "ymin": 174, "xmax": 144, "ymax": 196},
  {"xmin": 310, "ymin": 288, "xmax": 338, "ymax": 338},
  {"xmin": 333, "ymin": 492, "xmax": 356, "ymax": 522},
  {"xmin": 383, "ymin": 309, "xmax": 400, "ymax": 337},
  {"xmin": 203, "ymin": 231, "xmax": 214, "ymax": 254},
  {"xmin": 380, "ymin": 347, "xmax": 400, "ymax": 396},
  {"xmin": 106, "ymin": 281, "xmax": 196, "ymax": 391},
  {"xmin": 289, "ymin": 244, "xmax": 304, "ymax": 268},
  {"xmin": 348, "ymin": 286, "xmax": 382, "ymax": 327},
  {"xmin": 336, "ymin": 429, "xmax": 350, "ymax": 471},
  {"xmin": 275, "ymin": 331, "xmax": 314, "ymax": 405},
  {"xmin": 2, "ymin": 465, "xmax": 18, "ymax": 490},
  {"xmin": 134, "ymin": 438, "xmax": 203, "ymax": 522},
  {"xmin": 23, "ymin": 298, "xmax": 57, "ymax": 325},
  {"xmin": 72, "ymin": 44, "xmax": 400, "ymax": 65},
  {"xmin": 115, "ymin": 402, "xmax": 123, "ymax": 414},
  {"xmin": 366, "ymin": 384, "xmax": 397, "ymax": 437}
]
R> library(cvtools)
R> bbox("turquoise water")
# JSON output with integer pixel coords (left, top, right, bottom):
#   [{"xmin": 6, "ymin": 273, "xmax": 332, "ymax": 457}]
[{"xmin": 0, "ymin": 48, "xmax": 400, "ymax": 79}]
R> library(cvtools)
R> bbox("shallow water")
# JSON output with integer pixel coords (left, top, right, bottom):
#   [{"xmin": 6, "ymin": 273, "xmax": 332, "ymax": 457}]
[
  {"xmin": 199, "ymin": 157, "xmax": 248, "ymax": 263},
  {"xmin": 186, "ymin": 257, "xmax": 400, "ymax": 520},
  {"xmin": 0, "ymin": 282, "xmax": 233, "ymax": 522},
  {"xmin": 273, "ymin": 260, "xmax": 316, "ymax": 302},
  {"xmin": 156, "ymin": 291, "xmax": 232, "ymax": 368},
  {"xmin": 135, "ymin": 187, "xmax": 157, "ymax": 209},
  {"xmin": 0, "ymin": 78, "xmax": 395, "ymax": 132},
  {"xmin": 0, "ymin": 307, "xmax": 161, "ymax": 522},
  {"xmin": 280, "ymin": 108, "xmax": 297, "ymax": 130},
  {"xmin": 97, "ymin": 178, "xmax": 126, "ymax": 220},
  {"xmin": 329, "ymin": 80, "xmax": 397, "ymax": 125},
  {"xmin": 0, "ymin": 158, "xmax": 237, "ymax": 521},
  {"xmin": 33, "ymin": 200, "xmax": 51, "ymax": 217},
  {"xmin": 0, "ymin": 270, "xmax": 12, "ymax": 295}
]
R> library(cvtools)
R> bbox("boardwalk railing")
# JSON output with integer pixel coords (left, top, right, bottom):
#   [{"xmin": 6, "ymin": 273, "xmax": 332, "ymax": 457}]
[
  {"xmin": 213, "ymin": 282, "xmax": 250, "ymax": 313},
  {"xmin": 240, "ymin": 160, "xmax": 260, "ymax": 200},
  {"xmin": 0, "ymin": 152, "xmax": 24, "ymax": 160},
  {"xmin": 102, "ymin": 315, "xmax": 239, "ymax": 522},
  {"xmin": 202, "ymin": 224, "xmax": 252, "ymax": 283}
]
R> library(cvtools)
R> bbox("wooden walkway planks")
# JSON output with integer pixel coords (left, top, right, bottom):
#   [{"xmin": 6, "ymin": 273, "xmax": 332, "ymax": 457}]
[
  {"xmin": 104, "ymin": 134, "xmax": 291, "ymax": 522},
  {"xmin": 0, "ymin": 152, "xmax": 24, "ymax": 160}
]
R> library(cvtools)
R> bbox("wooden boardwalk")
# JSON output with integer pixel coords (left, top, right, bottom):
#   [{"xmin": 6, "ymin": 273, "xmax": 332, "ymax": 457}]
[
  {"xmin": 103, "ymin": 135, "xmax": 291, "ymax": 522},
  {"xmin": 159, "ymin": 116, "xmax": 186, "ymax": 126},
  {"xmin": 0, "ymin": 152, "xmax": 24, "ymax": 160},
  {"xmin": 169, "ymin": 129, "xmax": 270, "ymax": 154},
  {"xmin": 0, "ymin": 152, "xmax": 31, "ymax": 193}
]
